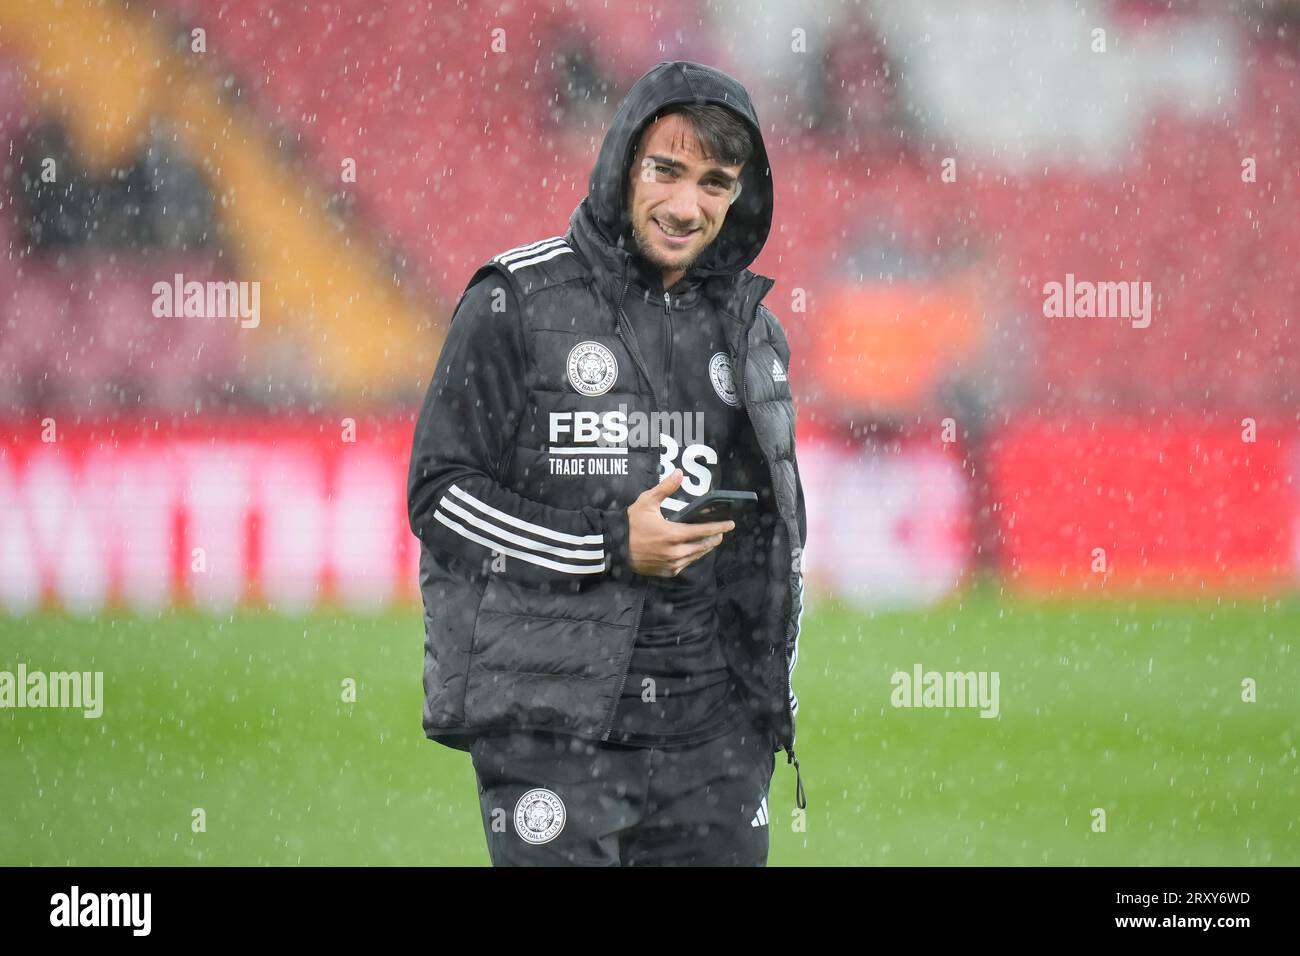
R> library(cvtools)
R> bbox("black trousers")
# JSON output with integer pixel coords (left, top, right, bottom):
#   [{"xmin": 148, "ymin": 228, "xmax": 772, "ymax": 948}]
[{"xmin": 468, "ymin": 716, "xmax": 776, "ymax": 866}]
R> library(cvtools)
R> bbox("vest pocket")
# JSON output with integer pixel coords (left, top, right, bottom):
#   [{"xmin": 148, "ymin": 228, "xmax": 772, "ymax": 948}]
[{"xmin": 463, "ymin": 574, "xmax": 643, "ymax": 733}]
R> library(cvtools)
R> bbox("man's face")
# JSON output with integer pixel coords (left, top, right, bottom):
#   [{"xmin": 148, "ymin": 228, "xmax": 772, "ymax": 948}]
[{"xmin": 625, "ymin": 113, "xmax": 744, "ymax": 287}]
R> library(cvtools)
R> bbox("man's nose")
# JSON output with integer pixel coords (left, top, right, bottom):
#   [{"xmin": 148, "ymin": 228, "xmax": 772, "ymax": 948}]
[{"xmin": 662, "ymin": 182, "xmax": 703, "ymax": 224}]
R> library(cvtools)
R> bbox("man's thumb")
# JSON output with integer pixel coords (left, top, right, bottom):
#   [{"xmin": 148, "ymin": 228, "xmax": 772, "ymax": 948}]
[{"xmin": 646, "ymin": 468, "xmax": 682, "ymax": 499}]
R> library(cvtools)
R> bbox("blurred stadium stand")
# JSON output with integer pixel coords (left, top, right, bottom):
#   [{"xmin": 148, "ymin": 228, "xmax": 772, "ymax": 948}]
[
  {"xmin": 0, "ymin": 0, "xmax": 1297, "ymax": 606},
  {"xmin": 0, "ymin": 0, "xmax": 1293, "ymax": 416}
]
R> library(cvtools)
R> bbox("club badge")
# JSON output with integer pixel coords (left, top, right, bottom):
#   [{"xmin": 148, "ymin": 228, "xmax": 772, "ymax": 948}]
[
  {"xmin": 514, "ymin": 788, "xmax": 566, "ymax": 845},
  {"xmin": 709, "ymin": 352, "xmax": 740, "ymax": 407},
  {"xmin": 567, "ymin": 341, "xmax": 618, "ymax": 396}
]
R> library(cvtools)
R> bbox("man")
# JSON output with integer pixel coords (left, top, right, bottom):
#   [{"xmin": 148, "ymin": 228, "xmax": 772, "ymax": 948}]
[{"xmin": 408, "ymin": 60, "xmax": 807, "ymax": 866}]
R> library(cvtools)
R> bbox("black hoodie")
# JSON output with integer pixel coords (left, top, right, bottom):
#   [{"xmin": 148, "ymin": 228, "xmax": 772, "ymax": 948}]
[
  {"xmin": 409, "ymin": 61, "xmax": 807, "ymax": 808},
  {"xmin": 577, "ymin": 62, "xmax": 779, "ymax": 746},
  {"xmin": 610, "ymin": 257, "xmax": 753, "ymax": 746}
]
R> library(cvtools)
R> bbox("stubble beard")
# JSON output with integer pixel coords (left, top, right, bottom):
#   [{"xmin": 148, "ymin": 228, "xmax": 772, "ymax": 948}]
[{"xmin": 630, "ymin": 213, "xmax": 702, "ymax": 278}]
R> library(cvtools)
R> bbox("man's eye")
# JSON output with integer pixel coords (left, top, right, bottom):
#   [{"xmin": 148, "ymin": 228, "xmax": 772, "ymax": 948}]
[{"xmin": 655, "ymin": 165, "xmax": 673, "ymax": 175}]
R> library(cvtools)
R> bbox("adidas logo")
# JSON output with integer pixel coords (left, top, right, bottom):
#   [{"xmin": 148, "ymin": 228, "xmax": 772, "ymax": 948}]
[
  {"xmin": 750, "ymin": 795, "xmax": 769, "ymax": 828},
  {"xmin": 770, "ymin": 358, "xmax": 787, "ymax": 382}
]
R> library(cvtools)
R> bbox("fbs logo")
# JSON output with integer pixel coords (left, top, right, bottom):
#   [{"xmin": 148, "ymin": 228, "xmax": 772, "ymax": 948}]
[
  {"xmin": 549, "ymin": 407, "xmax": 704, "ymax": 450},
  {"xmin": 547, "ymin": 408, "xmax": 713, "ymax": 484}
]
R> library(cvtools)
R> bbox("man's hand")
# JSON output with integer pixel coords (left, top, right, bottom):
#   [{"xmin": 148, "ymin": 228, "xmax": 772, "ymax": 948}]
[{"xmin": 626, "ymin": 469, "xmax": 735, "ymax": 578}]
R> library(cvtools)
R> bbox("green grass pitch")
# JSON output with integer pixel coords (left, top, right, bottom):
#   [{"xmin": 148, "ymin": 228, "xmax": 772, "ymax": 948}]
[{"xmin": 2, "ymin": 584, "xmax": 1296, "ymax": 865}]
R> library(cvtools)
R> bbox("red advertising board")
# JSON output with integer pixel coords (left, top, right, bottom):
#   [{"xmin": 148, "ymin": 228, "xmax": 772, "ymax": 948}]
[
  {"xmin": 0, "ymin": 415, "xmax": 420, "ymax": 612},
  {"xmin": 1, "ymin": 415, "xmax": 1293, "ymax": 612},
  {"xmin": 986, "ymin": 418, "xmax": 1296, "ymax": 593}
]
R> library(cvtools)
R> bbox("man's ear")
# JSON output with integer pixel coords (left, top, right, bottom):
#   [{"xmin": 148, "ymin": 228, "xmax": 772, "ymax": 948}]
[{"xmin": 729, "ymin": 178, "xmax": 744, "ymax": 206}]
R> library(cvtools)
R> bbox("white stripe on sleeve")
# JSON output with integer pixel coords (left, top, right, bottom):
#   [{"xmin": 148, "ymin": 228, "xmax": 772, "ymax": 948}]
[
  {"xmin": 433, "ymin": 511, "xmax": 606, "ymax": 574},
  {"xmin": 437, "ymin": 494, "xmax": 604, "ymax": 560},
  {"xmin": 447, "ymin": 483, "xmax": 603, "ymax": 545}
]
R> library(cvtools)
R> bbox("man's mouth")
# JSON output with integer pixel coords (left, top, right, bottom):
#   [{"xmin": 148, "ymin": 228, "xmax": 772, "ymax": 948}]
[{"xmin": 654, "ymin": 219, "xmax": 699, "ymax": 241}]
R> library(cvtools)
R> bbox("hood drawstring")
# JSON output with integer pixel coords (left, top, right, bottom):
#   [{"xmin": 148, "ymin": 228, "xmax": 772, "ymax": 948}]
[{"xmin": 787, "ymin": 746, "xmax": 807, "ymax": 811}]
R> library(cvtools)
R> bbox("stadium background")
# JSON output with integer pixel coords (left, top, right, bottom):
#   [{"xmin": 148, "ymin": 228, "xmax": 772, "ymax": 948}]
[{"xmin": 1, "ymin": 0, "xmax": 1297, "ymax": 865}]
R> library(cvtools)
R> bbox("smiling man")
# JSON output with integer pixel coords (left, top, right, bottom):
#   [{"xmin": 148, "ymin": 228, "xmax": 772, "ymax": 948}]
[
  {"xmin": 408, "ymin": 61, "xmax": 807, "ymax": 866},
  {"xmin": 626, "ymin": 109, "xmax": 745, "ymax": 289}
]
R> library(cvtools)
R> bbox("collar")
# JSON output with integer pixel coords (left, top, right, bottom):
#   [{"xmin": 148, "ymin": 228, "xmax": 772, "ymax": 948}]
[{"xmin": 627, "ymin": 251, "xmax": 704, "ymax": 309}]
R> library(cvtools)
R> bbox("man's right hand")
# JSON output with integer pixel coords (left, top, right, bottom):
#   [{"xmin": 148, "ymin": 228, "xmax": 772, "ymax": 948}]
[{"xmin": 626, "ymin": 469, "xmax": 735, "ymax": 578}]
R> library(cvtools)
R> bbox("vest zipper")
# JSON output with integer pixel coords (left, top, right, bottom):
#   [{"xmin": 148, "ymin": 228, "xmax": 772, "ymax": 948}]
[
  {"xmin": 666, "ymin": 303, "xmax": 673, "ymax": 399},
  {"xmin": 737, "ymin": 278, "xmax": 805, "ymax": 810},
  {"xmin": 603, "ymin": 262, "xmax": 657, "ymax": 742},
  {"xmin": 616, "ymin": 268, "xmax": 665, "ymax": 409}
]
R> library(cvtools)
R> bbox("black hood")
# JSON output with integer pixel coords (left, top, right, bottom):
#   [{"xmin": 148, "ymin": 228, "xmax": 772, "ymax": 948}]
[{"xmin": 576, "ymin": 60, "xmax": 774, "ymax": 280}]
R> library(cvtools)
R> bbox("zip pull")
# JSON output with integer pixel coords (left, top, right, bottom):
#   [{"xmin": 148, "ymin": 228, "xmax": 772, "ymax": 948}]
[
  {"xmin": 787, "ymin": 747, "xmax": 807, "ymax": 810},
  {"xmin": 663, "ymin": 290, "xmax": 670, "ymax": 315}
]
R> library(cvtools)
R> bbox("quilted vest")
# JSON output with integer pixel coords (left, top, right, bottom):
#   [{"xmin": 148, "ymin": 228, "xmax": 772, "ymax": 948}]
[{"xmin": 418, "ymin": 211, "xmax": 805, "ymax": 806}]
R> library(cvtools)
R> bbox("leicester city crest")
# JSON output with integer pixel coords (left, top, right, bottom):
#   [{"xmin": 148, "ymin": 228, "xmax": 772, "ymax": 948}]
[
  {"xmin": 514, "ymin": 788, "xmax": 566, "ymax": 845},
  {"xmin": 709, "ymin": 352, "xmax": 740, "ymax": 407},
  {"xmin": 567, "ymin": 341, "xmax": 618, "ymax": 396}
]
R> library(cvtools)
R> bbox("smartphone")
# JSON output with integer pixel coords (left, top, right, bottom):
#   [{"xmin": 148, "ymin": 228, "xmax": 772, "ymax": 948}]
[{"xmin": 668, "ymin": 489, "xmax": 759, "ymax": 524}]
